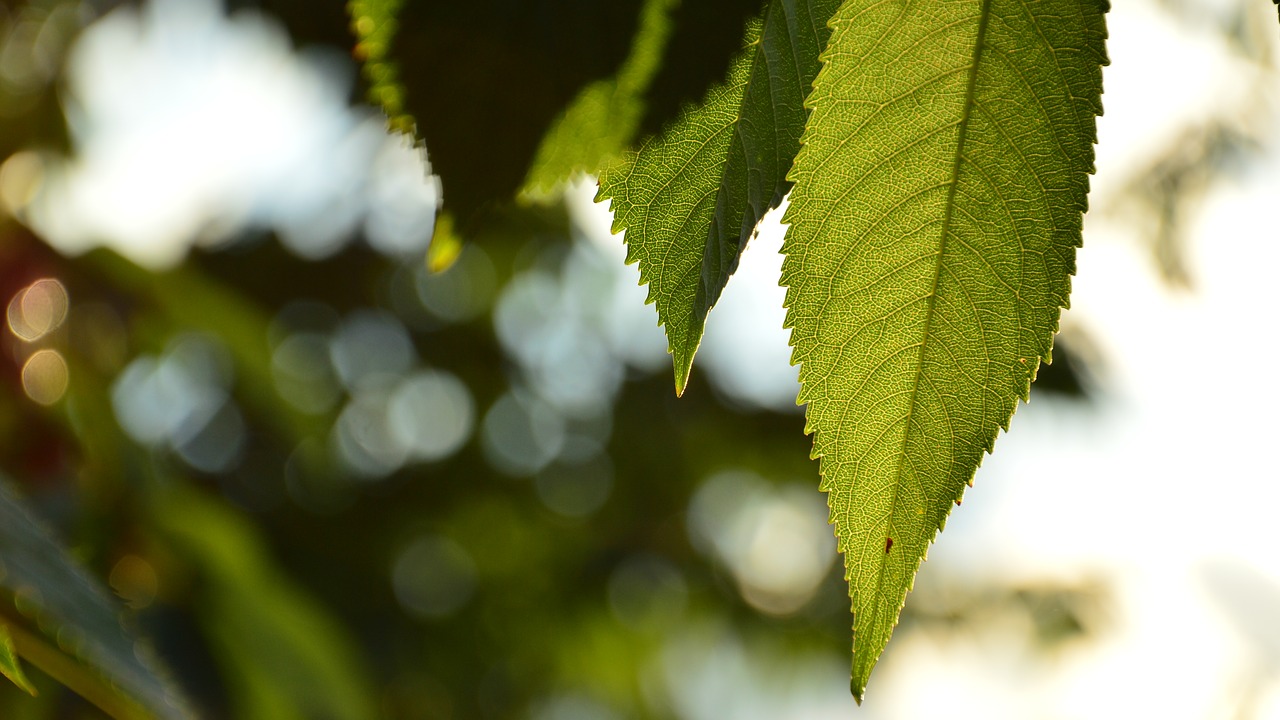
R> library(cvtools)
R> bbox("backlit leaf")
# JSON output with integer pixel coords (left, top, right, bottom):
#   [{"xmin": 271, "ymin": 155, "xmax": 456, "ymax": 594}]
[
  {"xmin": 0, "ymin": 478, "xmax": 190, "ymax": 718},
  {"xmin": 597, "ymin": 0, "xmax": 842, "ymax": 393},
  {"xmin": 781, "ymin": 0, "xmax": 1107, "ymax": 699}
]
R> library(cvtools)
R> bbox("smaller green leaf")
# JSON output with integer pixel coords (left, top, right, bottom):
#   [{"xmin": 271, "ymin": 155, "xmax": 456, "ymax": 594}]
[{"xmin": 0, "ymin": 622, "xmax": 36, "ymax": 697}]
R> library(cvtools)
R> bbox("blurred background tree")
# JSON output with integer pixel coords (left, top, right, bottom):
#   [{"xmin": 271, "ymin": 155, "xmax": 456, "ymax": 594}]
[{"xmin": 0, "ymin": 0, "xmax": 1276, "ymax": 718}]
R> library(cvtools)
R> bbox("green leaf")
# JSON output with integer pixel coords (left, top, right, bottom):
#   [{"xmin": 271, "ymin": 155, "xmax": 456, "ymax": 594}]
[
  {"xmin": 0, "ymin": 622, "xmax": 36, "ymax": 697},
  {"xmin": 348, "ymin": 0, "xmax": 414, "ymax": 136},
  {"xmin": 522, "ymin": 0, "xmax": 679, "ymax": 193},
  {"xmin": 0, "ymin": 477, "xmax": 190, "ymax": 718},
  {"xmin": 781, "ymin": 0, "xmax": 1107, "ymax": 700},
  {"xmin": 597, "ymin": 0, "xmax": 842, "ymax": 393}
]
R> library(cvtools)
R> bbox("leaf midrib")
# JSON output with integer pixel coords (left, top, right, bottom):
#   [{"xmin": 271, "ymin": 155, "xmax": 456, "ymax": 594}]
[{"xmin": 865, "ymin": 0, "xmax": 994, "ymax": 624}]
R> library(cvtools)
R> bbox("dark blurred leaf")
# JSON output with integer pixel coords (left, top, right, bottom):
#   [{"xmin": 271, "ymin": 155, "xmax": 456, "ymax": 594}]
[
  {"xmin": 153, "ymin": 484, "xmax": 376, "ymax": 720},
  {"xmin": 598, "ymin": 0, "xmax": 841, "ymax": 393},
  {"xmin": 1107, "ymin": 122, "xmax": 1258, "ymax": 289},
  {"xmin": 342, "ymin": 0, "xmax": 772, "ymax": 226},
  {"xmin": 636, "ymin": 0, "xmax": 765, "ymax": 137},
  {"xmin": 0, "ymin": 477, "xmax": 190, "ymax": 719},
  {"xmin": 348, "ymin": 0, "xmax": 415, "ymax": 135},
  {"xmin": 905, "ymin": 574, "xmax": 1108, "ymax": 650},
  {"xmin": 1029, "ymin": 337, "xmax": 1094, "ymax": 400},
  {"xmin": 521, "ymin": 0, "xmax": 678, "ymax": 193},
  {"xmin": 0, "ymin": 623, "xmax": 37, "ymax": 697}
]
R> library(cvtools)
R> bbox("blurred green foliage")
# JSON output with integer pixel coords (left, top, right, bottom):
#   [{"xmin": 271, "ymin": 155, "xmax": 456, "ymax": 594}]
[
  {"xmin": 0, "ymin": 621, "xmax": 37, "ymax": 697},
  {"xmin": 0, "ymin": 1, "xmax": 1101, "ymax": 718}
]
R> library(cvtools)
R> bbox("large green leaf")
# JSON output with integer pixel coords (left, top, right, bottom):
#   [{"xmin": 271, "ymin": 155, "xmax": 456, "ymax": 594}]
[
  {"xmin": 0, "ymin": 478, "xmax": 190, "ymax": 718},
  {"xmin": 349, "ymin": 0, "xmax": 646, "ymax": 221},
  {"xmin": 597, "ymin": 0, "xmax": 842, "ymax": 393},
  {"xmin": 781, "ymin": 0, "xmax": 1107, "ymax": 700}
]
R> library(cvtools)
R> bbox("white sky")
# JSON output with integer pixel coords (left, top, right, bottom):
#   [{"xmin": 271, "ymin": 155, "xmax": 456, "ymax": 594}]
[{"xmin": 19, "ymin": 0, "xmax": 439, "ymax": 267}]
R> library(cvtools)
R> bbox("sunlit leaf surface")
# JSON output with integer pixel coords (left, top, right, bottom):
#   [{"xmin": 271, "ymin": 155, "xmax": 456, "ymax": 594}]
[
  {"xmin": 781, "ymin": 0, "xmax": 1107, "ymax": 699},
  {"xmin": 597, "ymin": 0, "xmax": 842, "ymax": 393},
  {"xmin": 154, "ymin": 485, "xmax": 376, "ymax": 720}
]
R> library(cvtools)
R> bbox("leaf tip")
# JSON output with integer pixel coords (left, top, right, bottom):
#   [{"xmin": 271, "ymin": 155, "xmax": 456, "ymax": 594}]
[
  {"xmin": 672, "ymin": 358, "xmax": 691, "ymax": 397},
  {"xmin": 0, "ymin": 624, "xmax": 38, "ymax": 697}
]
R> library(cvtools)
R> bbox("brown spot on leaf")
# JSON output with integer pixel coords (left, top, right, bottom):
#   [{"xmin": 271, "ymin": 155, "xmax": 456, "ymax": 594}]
[{"xmin": 885, "ymin": 537, "xmax": 893, "ymax": 553}]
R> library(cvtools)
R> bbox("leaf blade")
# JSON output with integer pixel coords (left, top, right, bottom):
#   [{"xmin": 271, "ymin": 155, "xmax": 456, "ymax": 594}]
[
  {"xmin": 0, "ymin": 622, "xmax": 36, "ymax": 697},
  {"xmin": 0, "ymin": 477, "xmax": 191, "ymax": 718},
  {"xmin": 598, "ymin": 0, "xmax": 842, "ymax": 392},
  {"xmin": 781, "ymin": 0, "xmax": 1107, "ymax": 700}
]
